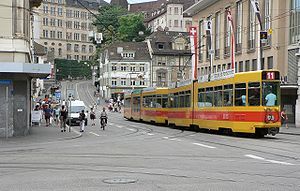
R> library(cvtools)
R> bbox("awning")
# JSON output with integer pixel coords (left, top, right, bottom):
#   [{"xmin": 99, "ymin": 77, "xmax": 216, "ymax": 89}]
[{"xmin": 0, "ymin": 62, "xmax": 51, "ymax": 78}]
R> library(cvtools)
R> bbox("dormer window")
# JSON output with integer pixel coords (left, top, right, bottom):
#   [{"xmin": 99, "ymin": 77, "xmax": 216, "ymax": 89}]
[
  {"xmin": 158, "ymin": 43, "xmax": 164, "ymax": 50},
  {"xmin": 121, "ymin": 52, "xmax": 135, "ymax": 58}
]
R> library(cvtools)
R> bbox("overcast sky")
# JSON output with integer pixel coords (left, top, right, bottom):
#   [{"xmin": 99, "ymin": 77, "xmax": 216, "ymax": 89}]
[{"xmin": 104, "ymin": 0, "xmax": 157, "ymax": 4}]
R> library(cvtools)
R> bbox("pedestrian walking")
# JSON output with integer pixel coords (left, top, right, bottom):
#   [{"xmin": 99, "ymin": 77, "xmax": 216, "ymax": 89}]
[
  {"xmin": 79, "ymin": 110, "xmax": 86, "ymax": 132},
  {"xmin": 43, "ymin": 104, "xmax": 52, "ymax": 127},
  {"xmin": 90, "ymin": 108, "xmax": 96, "ymax": 126},
  {"xmin": 59, "ymin": 105, "xmax": 68, "ymax": 132},
  {"xmin": 280, "ymin": 109, "xmax": 288, "ymax": 129},
  {"xmin": 97, "ymin": 97, "xmax": 100, "ymax": 106}
]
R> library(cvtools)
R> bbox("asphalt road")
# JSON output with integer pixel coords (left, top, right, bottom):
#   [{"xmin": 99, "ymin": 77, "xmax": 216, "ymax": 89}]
[{"xmin": 0, "ymin": 81, "xmax": 299, "ymax": 191}]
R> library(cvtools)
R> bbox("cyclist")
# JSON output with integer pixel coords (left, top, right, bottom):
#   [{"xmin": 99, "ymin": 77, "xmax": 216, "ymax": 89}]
[{"xmin": 100, "ymin": 107, "xmax": 108, "ymax": 130}]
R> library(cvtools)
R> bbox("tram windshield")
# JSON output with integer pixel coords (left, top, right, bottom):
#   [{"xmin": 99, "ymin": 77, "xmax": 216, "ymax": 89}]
[{"xmin": 262, "ymin": 82, "xmax": 280, "ymax": 106}]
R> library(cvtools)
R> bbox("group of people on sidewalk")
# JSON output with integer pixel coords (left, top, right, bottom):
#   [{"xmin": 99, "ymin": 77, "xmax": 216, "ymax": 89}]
[{"xmin": 34, "ymin": 104, "xmax": 68, "ymax": 132}]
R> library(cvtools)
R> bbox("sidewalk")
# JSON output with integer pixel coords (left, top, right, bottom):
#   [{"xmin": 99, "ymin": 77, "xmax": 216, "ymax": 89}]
[
  {"xmin": 279, "ymin": 123, "xmax": 300, "ymax": 135},
  {"xmin": 0, "ymin": 122, "xmax": 81, "ymax": 145}
]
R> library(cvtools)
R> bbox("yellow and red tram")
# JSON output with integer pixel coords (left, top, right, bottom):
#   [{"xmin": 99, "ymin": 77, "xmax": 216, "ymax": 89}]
[
  {"xmin": 124, "ymin": 70, "xmax": 281, "ymax": 136},
  {"xmin": 141, "ymin": 87, "xmax": 169, "ymax": 124}
]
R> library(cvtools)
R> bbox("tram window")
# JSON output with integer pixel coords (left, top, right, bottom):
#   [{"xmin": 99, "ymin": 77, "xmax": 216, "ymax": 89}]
[
  {"xmin": 263, "ymin": 82, "xmax": 279, "ymax": 106},
  {"xmin": 150, "ymin": 95, "xmax": 156, "ymax": 108},
  {"xmin": 248, "ymin": 82, "xmax": 261, "ymax": 106},
  {"xmin": 235, "ymin": 83, "xmax": 246, "ymax": 106},
  {"xmin": 125, "ymin": 98, "xmax": 131, "ymax": 108},
  {"xmin": 198, "ymin": 88, "xmax": 206, "ymax": 107},
  {"xmin": 137, "ymin": 97, "xmax": 141, "ymax": 111},
  {"xmin": 169, "ymin": 94, "xmax": 175, "ymax": 108},
  {"xmin": 156, "ymin": 95, "xmax": 162, "ymax": 108},
  {"xmin": 214, "ymin": 86, "xmax": 223, "ymax": 107},
  {"xmin": 223, "ymin": 85, "xmax": 233, "ymax": 106},
  {"xmin": 143, "ymin": 96, "xmax": 149, "ymax": 107},
  {"xmin": 179, "ymin": 91, "xmax": 185, "ymax": 108},
  {"xmin": 206, "ymin": 87, "xmax": 214, "ymax": 107},
  {"xmin": 185, "ymin": 90, "xmax": 191, "ymax": 107},
  {"xmin": 162, "ymin": 94, "xmax": 168, "ymax": 108},
  {"xmin": 174, "ymin": 92, "xmax": 179, "ymax": 108},
  {"xmin": 133, "ymin": 97, "xmax": 139, "ymax": 112}
]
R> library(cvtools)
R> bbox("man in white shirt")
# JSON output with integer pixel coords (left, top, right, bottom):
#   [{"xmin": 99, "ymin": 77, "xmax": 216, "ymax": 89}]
[{"xmin": 265, "ymin": 89, "xmax": 277, "ymax": 106}]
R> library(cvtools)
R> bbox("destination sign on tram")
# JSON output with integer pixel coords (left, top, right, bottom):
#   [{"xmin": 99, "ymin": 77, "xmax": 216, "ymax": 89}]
[{"xmin": 262, "ymin": 71, "xmax": 280, "ymax": 80}]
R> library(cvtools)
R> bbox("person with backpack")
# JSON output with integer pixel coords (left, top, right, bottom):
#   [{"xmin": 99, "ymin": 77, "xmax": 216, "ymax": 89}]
[
  {"xmin": 59, "ymin": 105, "xmax": 68, "ymax": 132},
  {"xmin": 79, "ymin": 110, "xmax": 86, "ymax": 132}
]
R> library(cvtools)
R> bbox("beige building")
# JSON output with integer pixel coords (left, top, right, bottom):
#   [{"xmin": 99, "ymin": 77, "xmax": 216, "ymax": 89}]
[
  {"xmin": 34, "ymin": 0, "xmax": 108, "ymax": 61},
  {"xmin": 0, "ymin": 0, "xmax": 50, "ymax": 137},
  {"xmin": 185, "ymin": 0, "xmax": 300, "ymax": 123},
  {"xmin": 144, "ymin": 0, "xmax": 193, "ymax": 32}
]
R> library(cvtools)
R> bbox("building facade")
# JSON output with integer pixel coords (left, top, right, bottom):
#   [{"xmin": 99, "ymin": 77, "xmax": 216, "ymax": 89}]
[
  {"xmin": 185, "ymin": 0, "xmax": 299, "ymax": 123},
  {"xmin": 147, "ymin": 31, "xmax": 192, "ymax": 87},
  {"xmin": 99, "ymin": 42, "xmax": 151, "ymax": 99},
  {"xmin": 0, "ymin": 0, "xmax": 50, "ymax": 137},
  {"xmin": 34, "ymin": 0, "xmax": 108, "ymax": 61},
  {"xmin": 144, "ymin": 0, "xmax": 193, "ymax": 32}
]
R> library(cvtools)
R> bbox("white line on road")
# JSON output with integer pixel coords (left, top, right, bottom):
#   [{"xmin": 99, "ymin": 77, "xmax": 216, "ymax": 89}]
[
  {"xmin": 116, "ymin": 125, "xmax": 123, "ymax": 128},
  {"xmin": 169, "ymin": 138, "xmax": 182, "ymax": 141},
  {"xmin": 147, "ymin": 133, "xmax": 154, "ymax": 136},
  {"xmin": 126, "ymin": 128, "xmax": 135, "ymax": 131},
  {"xmin": 163, "ymin": 137, "xmax": 169, "ymax": 139},
  {"xmin": 192, "ymin": 143, "xmax": 216, "ymax": 149},
  {"xmin": 245, "ymin": 154, "xmax": 294, "ymax": 166},
  {"xmin": 89, "ymin": 132, "xmax": 100, "ymax": 137}
]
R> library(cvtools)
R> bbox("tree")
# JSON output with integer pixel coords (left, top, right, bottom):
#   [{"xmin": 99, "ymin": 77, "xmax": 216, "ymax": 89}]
[
  {"xmin": 118, "ymin": 14, "xmax": 151, "ymax": 42},
  {"xmin": 93, "ymin": 5, "xmax": 128, "ymax": 45},
  {"xmin": 30, "ymin": 0, "xmax": 42, "ymax": 9}
]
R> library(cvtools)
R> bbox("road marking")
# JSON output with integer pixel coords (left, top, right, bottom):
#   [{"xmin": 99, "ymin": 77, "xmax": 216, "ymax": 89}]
[
  {"xmin": 75, "ymin": 83, "xmax": 80, "ymax": 100},
  {"xmin": 192, "ymin": 143, "xmax": 216, "ymax": 149},
  {"xmin": 89, "ymin": 132, "xmax": 100, "ymax": 137},
  {"xmin": 71, "ymin": 129, "xmax": 81, "ymax": 136},
  {"xmin": 163, "ymin": 137, "xmax": 169, "ymax": 139},
  {"xmin": 147, "ymin": 133, "xmax": 154, "ymax": 136},
  {"xmin": 116, "ymin": 125, "xmax": 123, "ymax": 128},
  {"xmin": 169, "ymin": 138, "xmax": 182, "ymax": 141},
  {"xmin": 245, "ymin": 154, "xmax": 294, "ymax": 166},
  {"xmin": 127, "ymin": 128, "xmax": 135, "ymax": 131},
  {"xmin": 109, "ymin": 123, "xmax": 115, "ymax": 126}
]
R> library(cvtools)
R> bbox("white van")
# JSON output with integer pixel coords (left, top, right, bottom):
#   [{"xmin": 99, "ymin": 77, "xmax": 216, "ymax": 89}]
[{"xmin": 67, "ymin": 100, "xmax": 87, "ymax": 126}]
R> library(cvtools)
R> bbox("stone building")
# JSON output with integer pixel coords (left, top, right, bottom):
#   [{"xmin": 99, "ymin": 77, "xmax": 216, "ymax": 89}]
[
  {"xmin": 33, "ymin": 0, "xmax": 108, "ymax": 61},
  {"xmin": 99, "ymin": 42, "xmax": 151, "ymax": 99},
  {"xmin": 129, "ymin": 0, "xmax": 194, "ymax": 32},
  {"xmin": 147, "ymin": 30, "xmax": 192, "ymax": 87},
  {"xmin": 0, "ymin": 0, "xmax": 50, "ymax": 137},
  {"xmin": 185, "ymin": 0, "xmax": 300, "ymax": 123}
]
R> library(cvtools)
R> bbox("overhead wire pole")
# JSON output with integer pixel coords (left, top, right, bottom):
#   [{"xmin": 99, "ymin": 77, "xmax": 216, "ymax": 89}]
[{"xmin": 251, "ymin": 0, "xmax": 263, "ymax": 70}]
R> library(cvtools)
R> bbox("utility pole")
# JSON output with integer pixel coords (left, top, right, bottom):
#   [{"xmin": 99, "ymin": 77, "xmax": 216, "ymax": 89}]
[{"xmin": 295, "ymin": 43, "xmax": 300, "ymax": 128}]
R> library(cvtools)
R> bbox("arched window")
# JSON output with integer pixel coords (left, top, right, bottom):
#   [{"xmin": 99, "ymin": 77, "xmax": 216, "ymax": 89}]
[{"xmin": 58, "ymin": 48, "xmax": 62, "ymax": 56}]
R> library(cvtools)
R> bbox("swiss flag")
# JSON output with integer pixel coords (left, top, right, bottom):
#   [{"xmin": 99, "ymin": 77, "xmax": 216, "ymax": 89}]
[{"xmin": 189, "ymin": 27, "xmax": 197, "ymax": 37}]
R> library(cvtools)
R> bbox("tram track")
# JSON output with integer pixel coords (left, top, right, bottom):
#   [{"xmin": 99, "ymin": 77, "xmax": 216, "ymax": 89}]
[{"xmin": 69, "ymin": 81, "xmax": 300, "ymax": 162}]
